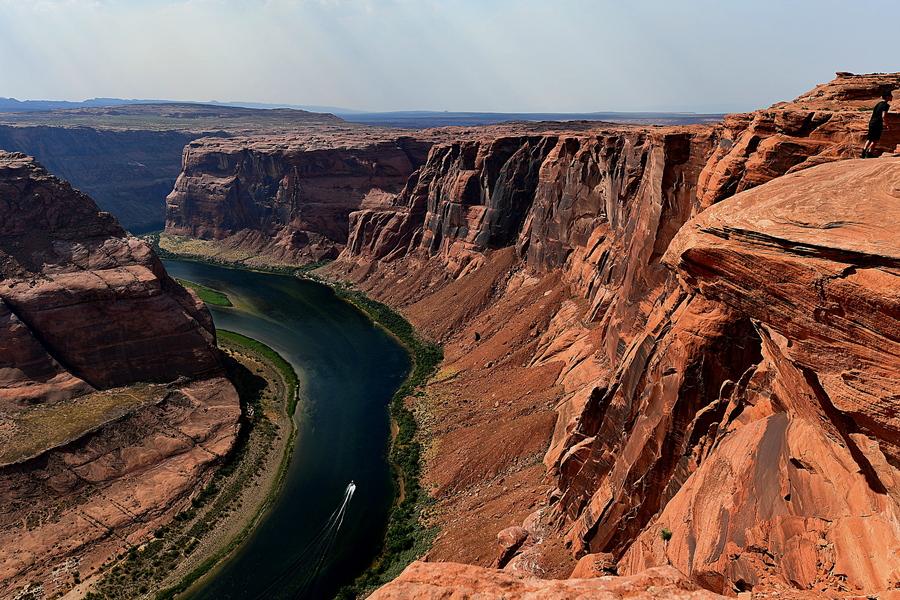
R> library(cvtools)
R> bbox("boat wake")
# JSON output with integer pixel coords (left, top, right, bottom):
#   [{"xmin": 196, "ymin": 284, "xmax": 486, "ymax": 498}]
[{"xmin": 252, "ymin": 481, "xmax": 357, "ymax": 599}]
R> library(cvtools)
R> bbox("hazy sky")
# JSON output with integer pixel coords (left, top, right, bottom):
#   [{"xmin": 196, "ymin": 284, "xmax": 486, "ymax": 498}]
[{"xmin": 0, "ymin": 0, "xmax": 897, "ymax": 113}]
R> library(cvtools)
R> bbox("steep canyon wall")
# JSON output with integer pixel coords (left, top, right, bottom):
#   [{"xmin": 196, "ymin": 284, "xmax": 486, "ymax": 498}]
[
  {"xmin": 330, "ymin": 72, "xmax": 900, "ymax": 597},
  {"xmin": 164, "ymin": 133, "xmax": 436, "ymax": 263},
  {"xmin": 0, "ymin": 126, "xmax": 197, "ymax": 232}
]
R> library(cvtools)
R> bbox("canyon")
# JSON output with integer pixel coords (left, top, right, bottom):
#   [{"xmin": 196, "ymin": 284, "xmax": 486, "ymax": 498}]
[
  {"xmin": 161, "ymin": 72, "xmax": 900, "ymax": 598},
  {"xmin": 163, "ymin": 131, "xmax": 436, "ymax": 264},
  {"xmin": 0, "ymin": 99, "xmax": 752, "ymax": 237},
  {"xmin": 0, "ymin": 70, "xmax": 897, "ymax": 600},
  {"xmin": 0, "ymin": 151, "xmax": 240, "ymax": 598}
]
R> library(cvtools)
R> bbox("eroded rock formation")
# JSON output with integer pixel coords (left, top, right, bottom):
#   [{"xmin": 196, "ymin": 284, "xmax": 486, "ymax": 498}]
[
  {"xmin": 0, "ymin": 151, "xmax": 240, "ymax": 597},
  {"xmin": 164, "ymin": 132, "xmax": 437, "ymax": 263},
  {"xmin": 697, "ymin": 71, "xmax": 900, "ymax": 208},
  {"xmin": 0, "ymin": 103, "xmax": 345, "ymax": 231},
  {"xmin": 0, "ymin": 152, "xmax": 222, "ymax": 405},
  {"xmin": 620, "ymin": 158, "xmax": 900, "ymax": 594},
  {"xmin": 370, "ymin": 561, "xmax": 725, "ymax": 599},
  {"xmin": 0, "ymin": 378, "xmax": 239, "ymax": 598},
  {"xmin": 0, "ymin": 126, "xmax": 196, "ymax": 232},
  {"xmin": 162, "ymin": 72, "xmax": 899, "ymax": 597}
]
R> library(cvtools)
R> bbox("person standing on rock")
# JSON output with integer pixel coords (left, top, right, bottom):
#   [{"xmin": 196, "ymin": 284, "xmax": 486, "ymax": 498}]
[{"xmin": 862, "ymin": 91, "xmax": 892, "ymax": 158}]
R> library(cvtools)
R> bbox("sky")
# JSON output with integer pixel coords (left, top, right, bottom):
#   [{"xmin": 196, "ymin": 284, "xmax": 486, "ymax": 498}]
[{"xmin": 0, "ymin": 0, "xmax": 898, "ymax": 113}]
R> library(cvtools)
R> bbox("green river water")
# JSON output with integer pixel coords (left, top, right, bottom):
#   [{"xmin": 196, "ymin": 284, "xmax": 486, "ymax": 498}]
[{"xmin": 163, "ymin": 260, "xmax": 410, "ymax": 600}]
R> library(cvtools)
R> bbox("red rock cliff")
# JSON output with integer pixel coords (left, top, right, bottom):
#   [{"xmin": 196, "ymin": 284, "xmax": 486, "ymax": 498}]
[
  {"xmin": 164, "ymin": 132, "xmax": 435, "ymax": 262},
  {"xmin": 621, "ymin": 158, "xmax": 900, "ymax": 594},
  {"xmin": 0, "ymin": 152, "xmax": 222, "ymax": 406},
  {"xmin": 320, "ymin": 73, "xmax": 900, "ymax": 597},
  {"xmin": 162, "ymin": 72, "xmax": 899, "ymax": 597}
]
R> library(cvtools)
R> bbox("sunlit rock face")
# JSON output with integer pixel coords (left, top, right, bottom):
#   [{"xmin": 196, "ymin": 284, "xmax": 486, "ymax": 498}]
[
  {"xmin": 622, "ymin": 157, "xmax": 900, "ymax": 594},
  {"xmin": 168, "ymin": 72, "xmax": 900, "ymax": 597},
  {"xmin": 370, "ymin": 561, "xmax": 727, "ymax": 599}
]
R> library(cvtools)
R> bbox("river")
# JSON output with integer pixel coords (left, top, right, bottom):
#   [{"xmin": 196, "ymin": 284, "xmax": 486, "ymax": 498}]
[{"xmin": 163, "ymin": 260, "xmax": 410, "ymax": 600}]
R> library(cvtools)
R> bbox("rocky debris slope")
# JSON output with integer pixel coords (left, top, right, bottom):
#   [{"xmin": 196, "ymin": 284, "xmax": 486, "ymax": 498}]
[
  {"xmin": 370, "ymin": 562, "xmax": 725, "ymax": 599},
  {"xmin": 312, "ymin": 73, "xmax": 900, "ymax": 597},
  {"xmin": 0, "ymin": 151, "xmax": 240, "ymax": 596}
]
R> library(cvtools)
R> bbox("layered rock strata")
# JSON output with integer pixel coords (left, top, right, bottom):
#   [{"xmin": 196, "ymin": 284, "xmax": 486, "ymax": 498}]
[
  {"xmin": 621, "ymin": 158, "xmax": 900, "ymax": 594},
  {"xmin": 0, "ymin": 126, "xmax": 196, "ymax": 232},
  {"xmin": 162, "ymin": 123, "xmax": 611, "ymax": 265},
  {"xmin": 0, "ymin": 151, "xmax": 240, "ymax": 596},
  {"xmin": 164, "ymin": 133, "xmax": 437, "ymax": 262},
  {"xmin": 0, "ymin": 103, "xmax": 345, "ymax": 231},
  {"xmin": 0, "ymin": 378, "xmax": 239, "ymax": 598},
  {"xmin": 0, "ymin": 152, "xmax": 222, "ymax": 406}
]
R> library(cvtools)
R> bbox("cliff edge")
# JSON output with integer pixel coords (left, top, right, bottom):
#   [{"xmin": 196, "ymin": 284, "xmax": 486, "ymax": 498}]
[
  {"xmin": 0, "ymin": 151, "xmax": 240, "ymax": 597},
  {"xmin": 325, "ymin": 73, "xmax": 900, "ymax": 597},
  {"xmin": 621, "ymin": 157, "xmax": 900, "ymax": 594}
]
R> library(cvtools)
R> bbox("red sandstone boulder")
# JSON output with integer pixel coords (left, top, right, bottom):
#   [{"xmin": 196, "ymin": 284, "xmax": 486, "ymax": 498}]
[
  {"xmin": 571, "ymin": 553, "xmax": 618, "ymax": 578},
  {"xmin": 496, "ymin": 525, "xmax": 530, "ymax": 567}
]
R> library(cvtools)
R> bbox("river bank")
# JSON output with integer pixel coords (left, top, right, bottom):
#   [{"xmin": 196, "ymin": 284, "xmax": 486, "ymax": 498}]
[
  {"xmin": 149, "ymin": 232, "xmax": 326, "ymax": 276},
  {"xmin": 79, "ymin": 330, "xmax": 299, "ymax": 600}
]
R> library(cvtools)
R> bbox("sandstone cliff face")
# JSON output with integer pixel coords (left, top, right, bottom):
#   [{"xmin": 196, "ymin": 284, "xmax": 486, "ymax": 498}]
[
  {"xmin": 0, "ymin": 151, "xmax": 240, "ymax": 596},
  {"xmin": 696, "ymin": 71, "xmax": 900, "ymax": 209},
  {"xmin": 0, "ymin": 103, "xmax": 346, "ymax": 232},
  {"xmin": 0, "ymin": 152, "xmax": 222, "ymax": 406},
  {"xmin": 316, "ymin": 73, "xmax": 900, "ymax": 597},
  {"xmin": 619, "ymin": 158, "xmax": 900, "ymax": 594},
  {"xmin": 328, "ymin": 126, "xmax": 764, "ymax": 582},
  {"xmin": 164, "ymin": 133, "xmax": 435, "ymax": 262}
]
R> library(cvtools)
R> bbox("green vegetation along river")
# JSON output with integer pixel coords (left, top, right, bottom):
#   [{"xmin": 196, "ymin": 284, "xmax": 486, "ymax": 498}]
[{"xmin": 163, "ymin": 260, "xmax": 410, "ymax": 599}]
